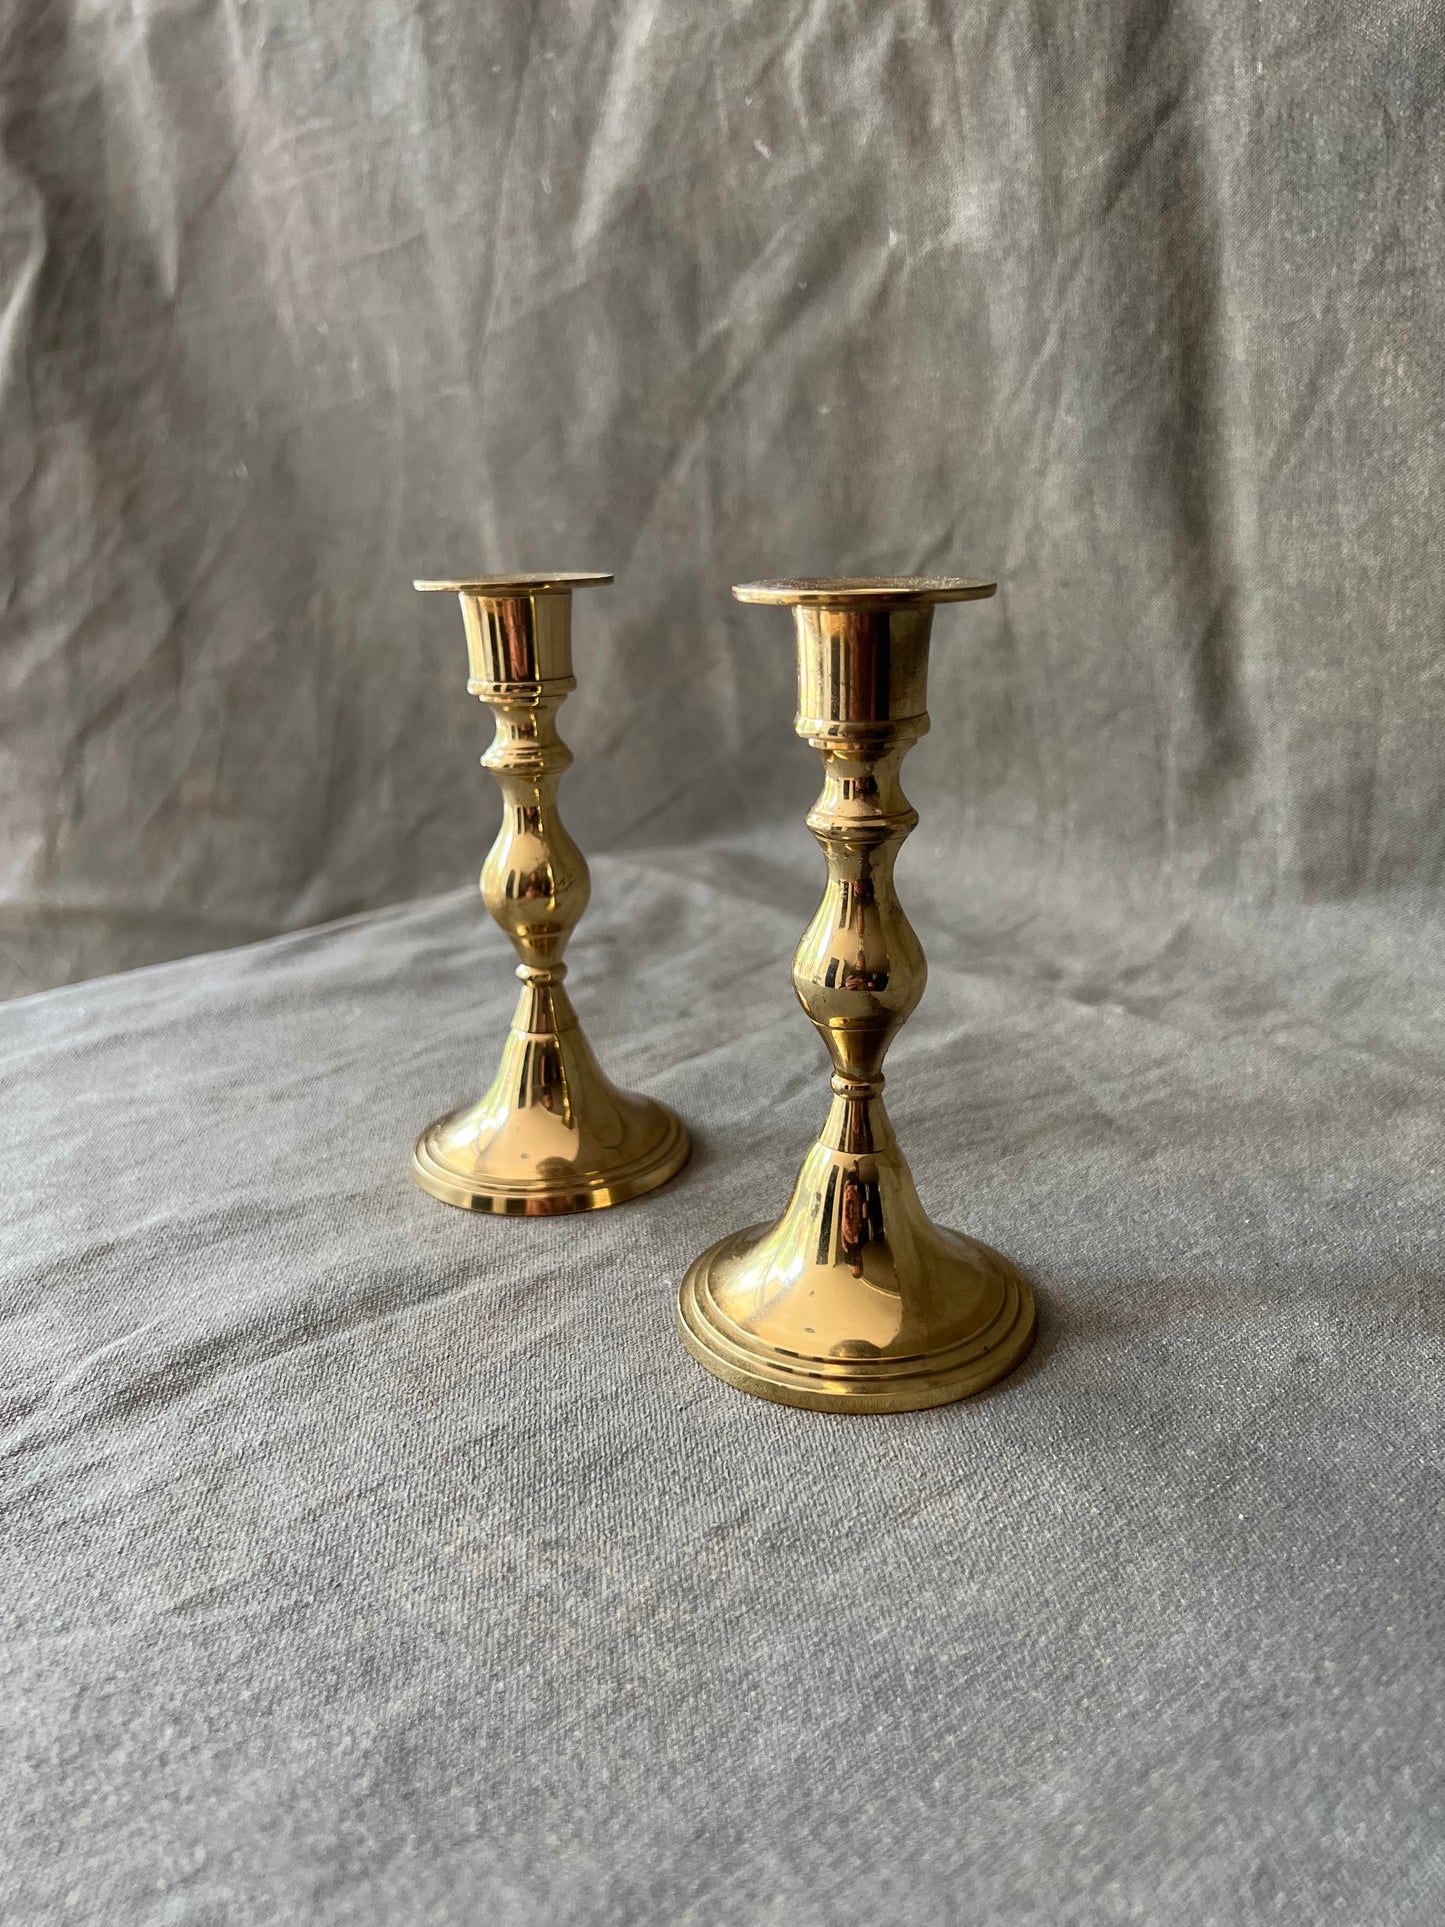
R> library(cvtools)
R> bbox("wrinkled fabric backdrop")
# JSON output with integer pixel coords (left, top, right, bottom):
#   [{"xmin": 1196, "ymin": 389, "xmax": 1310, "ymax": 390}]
[
  {"xmin": 5, "ymin": 3, "xmax": 1445, "ymax": 1925},
  {"xmin": 4, "ymin": 0, "xmax": 1440, "ymax": 995}
]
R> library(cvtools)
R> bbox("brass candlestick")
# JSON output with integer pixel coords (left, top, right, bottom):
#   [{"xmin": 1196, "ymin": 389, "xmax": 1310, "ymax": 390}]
[
  {"xmin": 411, "ymin": 573, "xmax": 689, "ymax": 1214},
  {"xmin": 678, "ymin": 577, "xmax": 1036, "ymax": 1411}
]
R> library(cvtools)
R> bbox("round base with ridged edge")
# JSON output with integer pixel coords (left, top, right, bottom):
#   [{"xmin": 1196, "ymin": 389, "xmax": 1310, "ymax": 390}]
[
  {"xmin": 677, "ymin": 1225, "xmax": 1036, "ymax": 1413},
  {"xmin": 412, "ymin": 1097, "xmax": 689, "ymax": 1216}
]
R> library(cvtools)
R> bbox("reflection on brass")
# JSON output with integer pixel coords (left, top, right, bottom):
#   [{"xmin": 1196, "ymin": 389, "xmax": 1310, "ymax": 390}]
[
  {"xmin": 678, "ymin": 577, "xmax": 1036, "ymax": 1411},
  {"xmin": 411, "ymin": 574, "xmax": 689, "ymax": 1214}
]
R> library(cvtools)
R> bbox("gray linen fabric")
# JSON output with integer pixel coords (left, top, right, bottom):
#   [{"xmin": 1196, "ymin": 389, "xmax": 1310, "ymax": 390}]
[
  {"xmin": 5, "ymin": 0, "xmax": 1445, "ymax": 1919},
  {"xmin": 2, "ymin": 0, "xmax": 1442, "ymax": 993},
  {"xmin": 4, "ymin": 844, "xmax": 1445, "ymax": 1923}
]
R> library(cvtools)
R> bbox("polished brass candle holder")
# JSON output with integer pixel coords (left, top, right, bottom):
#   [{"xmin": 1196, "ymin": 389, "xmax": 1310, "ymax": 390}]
[
  {"xmin": 411, "ymin": 573, "xmax": 689, "ymax": 1214},
  {"xmin": 678, "ymin": 577, "xmax": 1036, "ymax": 1411}
]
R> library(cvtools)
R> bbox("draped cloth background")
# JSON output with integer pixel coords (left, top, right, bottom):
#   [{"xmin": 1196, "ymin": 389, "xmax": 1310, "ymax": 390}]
[
  {"xmin": 3, "ymin": 3, "xmax": 1444, "ymax": 1923},
  {"xmin": 4, "ymin": 0, "xmax": 1442, "ymax": 992}
]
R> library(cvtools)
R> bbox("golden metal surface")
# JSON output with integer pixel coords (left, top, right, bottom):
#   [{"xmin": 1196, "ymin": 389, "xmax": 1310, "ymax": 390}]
[
  {"xmin": 411, "ymin": 575, "xmax": 689, "ymax": 1214},
  {"xmin": 678, "ymin": 576, "xmax": 1036, "ymax": 1411}
]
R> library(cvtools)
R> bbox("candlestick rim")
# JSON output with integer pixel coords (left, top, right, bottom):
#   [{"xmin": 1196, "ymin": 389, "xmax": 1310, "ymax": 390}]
[
  {"xmin": 414, "ymin": 573, "xmax": 613, "ymax": 595},
  {"xmin": 733, "ymin": 576, "xmax": 996, "ymax": 607}
]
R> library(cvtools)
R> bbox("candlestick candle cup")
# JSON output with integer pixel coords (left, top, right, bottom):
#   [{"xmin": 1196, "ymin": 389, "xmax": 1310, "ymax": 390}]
[
  {"xmin": 411, "ymin": 574, "xmax": 689, "ymax": 1214},
  {"xmin": 677, "ymin": 577, "xmax": 1036, "ymax": 1411}
]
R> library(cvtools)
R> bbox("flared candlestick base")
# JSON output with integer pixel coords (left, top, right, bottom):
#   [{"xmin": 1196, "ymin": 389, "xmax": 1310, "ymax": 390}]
[
  {"xmin": 413, "ymin": 977, "xmax": 688, "ymax": 1215},
  {"xmin": 677, "ymin": 1092, "xmax": 1035, "ymax": 1411}
]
